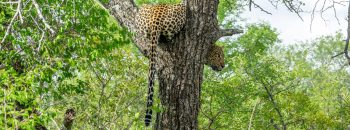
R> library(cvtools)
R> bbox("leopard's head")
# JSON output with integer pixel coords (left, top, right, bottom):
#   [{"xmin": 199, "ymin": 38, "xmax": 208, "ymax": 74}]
[{"xmin": 205, "ymin": 44, "xmax": 225, "ymax": 71}]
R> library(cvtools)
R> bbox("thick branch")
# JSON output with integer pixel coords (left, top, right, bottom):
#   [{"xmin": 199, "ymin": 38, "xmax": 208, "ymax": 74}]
[
  {"xmin": 103, "ymin": 0, "xmax": 138, "ymax": 32},
  {"xmin": 217, "ymin": 28, "xmax": 243, "ymax": 39},
  {"xmin": 101, "ymin": 0, "xmax": 150, "ymax": 55}
]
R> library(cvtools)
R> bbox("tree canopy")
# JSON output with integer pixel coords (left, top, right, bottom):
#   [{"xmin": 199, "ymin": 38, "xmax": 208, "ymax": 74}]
[{"xmin": 0, "ymin": 0, "xmax": 349, "ymax": 129}]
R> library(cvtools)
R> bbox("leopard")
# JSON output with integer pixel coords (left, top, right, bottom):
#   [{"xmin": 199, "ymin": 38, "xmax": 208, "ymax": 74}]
[
  {"xmin": 205, "ymin": 44, "xmax": 225, "ymax": 71},
  {"xmin": 135, "ymin": 3, "xmax": 186, "ymax": 127},
  {"xmin": 135, "ymin": 3, "xmax": 225, "ymax": 127}
]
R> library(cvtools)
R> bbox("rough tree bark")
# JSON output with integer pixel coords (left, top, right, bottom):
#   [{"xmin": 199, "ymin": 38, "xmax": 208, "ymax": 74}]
[{"xmin": 102, "ymin": 0, "xmax": 242, "ymax": 129}]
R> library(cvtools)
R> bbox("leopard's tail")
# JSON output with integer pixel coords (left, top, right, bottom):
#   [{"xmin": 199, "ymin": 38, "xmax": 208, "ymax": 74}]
[{"xmin": 145, "ymin": 29, "xmax": 159, "ymax": 127}]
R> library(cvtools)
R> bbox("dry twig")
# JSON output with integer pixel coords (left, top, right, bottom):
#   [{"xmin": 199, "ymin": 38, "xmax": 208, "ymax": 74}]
[{"xmin": 249, "ymin": 0, "xmax": 272, "ymax": 15}]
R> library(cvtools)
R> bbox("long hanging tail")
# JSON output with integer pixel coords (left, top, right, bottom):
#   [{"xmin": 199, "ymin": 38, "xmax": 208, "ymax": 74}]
[{"xmin": 145, "ymin": 30, "xmax": 159, "ymax": 126}]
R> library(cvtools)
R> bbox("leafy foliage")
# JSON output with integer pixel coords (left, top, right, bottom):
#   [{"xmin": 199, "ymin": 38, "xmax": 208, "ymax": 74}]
[
  {"xmin": 1, "ymin": 0, "xmax": 349, "ymax": 129},
  {"xmin": 0, "ymin": 0, "xmax": 131, "ymax": 129},
  {"xmin": 200, "ymin": 25, "xmax": 350, "ymax": 129}
]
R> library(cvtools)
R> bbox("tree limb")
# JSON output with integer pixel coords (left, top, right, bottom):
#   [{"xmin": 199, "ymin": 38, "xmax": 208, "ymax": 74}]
[
  {"xmin": 217, "ymin": 28, "xmax": 243, "ymax": 39},
  {"xmin": 103, "ymin": 0, "xmax": 138, "ymax": 32},
  {"xmin": 101, "ymin": 0, "xmax": 149, "ymax": 55}
]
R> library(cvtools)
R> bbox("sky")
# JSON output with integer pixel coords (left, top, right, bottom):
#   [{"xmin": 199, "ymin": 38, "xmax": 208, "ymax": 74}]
[{"xmin": 241, "ymin": 0, "xmax": 348, "ymax": 44}]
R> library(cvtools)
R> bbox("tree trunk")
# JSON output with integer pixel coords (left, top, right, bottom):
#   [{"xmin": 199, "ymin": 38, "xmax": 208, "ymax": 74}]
[{"xmin": 102, "ymin": 0, "xmax": 241, "ymax": 129}]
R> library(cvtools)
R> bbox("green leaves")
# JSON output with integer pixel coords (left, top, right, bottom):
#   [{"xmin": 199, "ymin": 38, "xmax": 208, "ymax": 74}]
[
  {"xmin": 1, "ymin": 0, "xmax": 349, "ymax": 129},
  {"xmin": 201, "ymin": 24, "xmax": 350, "ymax": 129},
  {"xmin": 238, "ymin": 24, "xmax": 279, "ymax": 55},
  {"xmin": 0, "ymin": 0, "xmax": 131, "ymax": 129}
]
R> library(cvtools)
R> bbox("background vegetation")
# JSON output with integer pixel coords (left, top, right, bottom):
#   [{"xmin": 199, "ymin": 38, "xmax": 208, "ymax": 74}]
[{"xmin": 1, "ymin": 0, "xmax": 349, "ymax": 129}]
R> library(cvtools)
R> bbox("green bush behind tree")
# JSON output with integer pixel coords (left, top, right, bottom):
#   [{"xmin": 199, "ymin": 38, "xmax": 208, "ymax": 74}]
[{"xmin": 0, "ymin": 0, "xmax": 349, "ymax": 129}]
